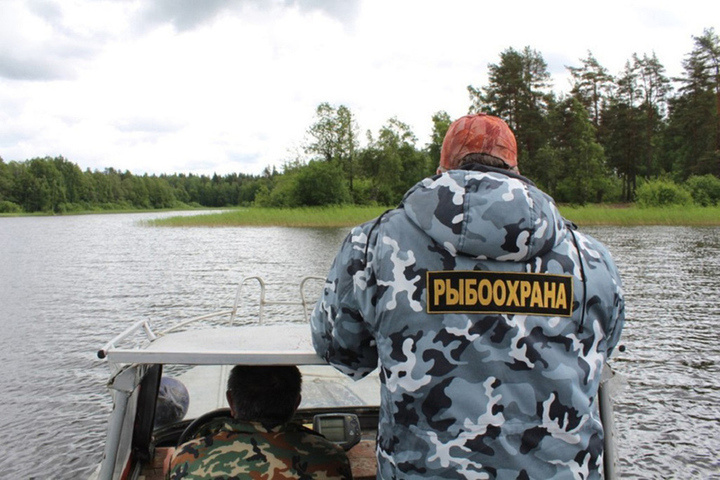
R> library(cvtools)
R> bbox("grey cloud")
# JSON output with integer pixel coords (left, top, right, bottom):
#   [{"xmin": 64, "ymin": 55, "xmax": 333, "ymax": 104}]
[
  {"xmin": 138, "ymin": 0, "xmax": 231, "ymax": 32},
  {"xmin": 135, "ymin": 0, "xmax": 360, "ymax": 32},
  {"xmin": 26, "ymin": 0, "xmax": 63, "ymax": 23},
  {"xmin": 0, "ymin": 49, "xmax": 73, "ymax": 81},
  {"xmin": 291, "ymin": 0, "xmax": 360, "ymax": 25},
  {"xmin": 2, "ymin": 0, "xmax": 361, "ymax": 80},
  {"xmin": 0, "ymin": 1, "xmax": 103, "ymax": 81},
  {"xmin": 0, "ymin": 35, "xmax": 98, "ymax": 81}
]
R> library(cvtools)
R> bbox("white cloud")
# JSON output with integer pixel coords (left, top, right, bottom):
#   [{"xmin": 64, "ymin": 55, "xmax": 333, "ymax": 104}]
[{"xmin": 0, "ymin": 0, "xmax": 718, "ymax": 176}]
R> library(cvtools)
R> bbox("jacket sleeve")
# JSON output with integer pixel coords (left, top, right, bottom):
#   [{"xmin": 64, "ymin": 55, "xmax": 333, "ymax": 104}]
[
  {"xmin": 310, "ymin": 224, "xmax": 379, "ymax": 379},
  {"xmin": 602, "ymin": 249, "xmax": 625, "ymax": 357},
  {"xmin": 580, "ymin": 232, "xmax": 625, "ymax": 357}
]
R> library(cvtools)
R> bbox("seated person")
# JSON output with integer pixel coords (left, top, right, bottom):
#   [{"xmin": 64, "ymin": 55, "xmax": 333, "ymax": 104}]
[{"xmin": 167, "ymin": 365, "xmax": 352, "ymax": 479}]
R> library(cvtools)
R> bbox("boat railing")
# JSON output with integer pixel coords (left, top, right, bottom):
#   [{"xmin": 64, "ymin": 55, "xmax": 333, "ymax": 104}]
[
  {"xmin": 160, "ymin": 275, "xmax": 324, "ymax": 334},
  {"xmin": 97, "ymin": 319, "xmax": 157, "ymax": 359},
  {"xmin": 97, "ymin": 276, "xmax": 325, "ymax": 361}
]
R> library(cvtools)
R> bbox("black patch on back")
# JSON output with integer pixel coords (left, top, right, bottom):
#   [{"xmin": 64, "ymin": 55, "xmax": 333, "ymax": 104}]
[
  {"xmin": 520, "ymin": 426, "xmax": 549, "ymax": 454},
  {"xmin": 432, "ymin": 329, "xmax": 473, "ymax": 362},
  {"xmin": 516, "ymin": 470, "xmax": 530, "ymax": 480},
  {"xmin": 434, "ymin": 187, "xmax": 464, "ymax": 235},
  {"xmin": 422, "ymin": 348, "xmax": 456, "ymax": 376},
  {"xmin": 422, "ymin": 378, "xmax": 455, "ymax": 431},
  {"xmin": 501, "ymin": 222, "xmax": 526, "ymax": 254},
  {"xmin": 538, "ymin": 392, "xmax": 582, "ymax": 432},
  {"xmin": 463, "ymin": 424, "xmax": 502, "ymax": 456},
  {"xmin": 398, "ymin": 462, "xmax": 427, "ymax": 474},
  {"xmin": 393, "ymin": 394, "xmax": 420, "ymax": 426},
  {"xmin": 387, "ymin": 326, "xmax": 423, "ymax": 363}
]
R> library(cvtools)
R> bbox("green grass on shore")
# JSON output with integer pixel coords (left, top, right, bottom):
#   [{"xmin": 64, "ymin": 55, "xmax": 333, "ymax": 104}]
[
  {"xmin": 148, "ymin": 204, "xmax": 720, "ymax": 228},
  {"xmin": 559, "ymin": 204, "xmax": 720, "ymax": 226},
  {"xmin": 146, "ymin": 206, "xmax": 391, "ymax": 228}
]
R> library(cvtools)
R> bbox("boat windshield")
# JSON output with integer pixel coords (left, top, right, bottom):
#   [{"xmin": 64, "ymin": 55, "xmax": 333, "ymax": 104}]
[{"xmin": 162, "ymin": 364, "xmax": 381, "ymax": 421}]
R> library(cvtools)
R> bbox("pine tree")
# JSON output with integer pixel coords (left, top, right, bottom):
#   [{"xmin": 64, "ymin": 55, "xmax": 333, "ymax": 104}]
[
  {"xmin": 666, "ymin": 28, "xmax": 720, "ymax": 177},
  {"xmin": 467, "ymin": 47, "xmax": 552, "ymax": 180},
  {"xmin": 568, "ymin": 51, "xmax": 615, "ymax": 128},
  {"xmin": 544, "ymin": 98, "xmax": 608, "ymax": 204}
]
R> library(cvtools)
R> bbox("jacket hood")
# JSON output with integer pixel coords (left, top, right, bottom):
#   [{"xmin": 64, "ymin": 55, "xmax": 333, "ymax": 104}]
[{"xmin": 401, "ymin": 168, "xmax": 566, "ymax": 261}]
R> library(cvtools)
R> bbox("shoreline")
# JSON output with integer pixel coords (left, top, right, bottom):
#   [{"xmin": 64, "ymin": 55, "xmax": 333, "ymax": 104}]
[
  {"xmin": 4, "ymin": 204, "xmax": 720, "ymax": 227},
  {"xmin": 142, "ymin": 204, "xmax": 720, "ymax": 228}
]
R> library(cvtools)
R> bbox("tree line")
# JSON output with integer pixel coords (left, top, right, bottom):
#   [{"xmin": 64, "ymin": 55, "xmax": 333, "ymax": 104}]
[
  {"xmin": 1, "ymin": 28, "xmax": 719, "ymax": 213},
  {"xmin": 0, "ymin": 156, "xmax": 270, "ymax": 213}
]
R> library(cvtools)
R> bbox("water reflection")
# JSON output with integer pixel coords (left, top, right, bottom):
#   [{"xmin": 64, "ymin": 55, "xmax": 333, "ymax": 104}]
[{"xmin": 0, "ymin": 216, "xmax": 718, "ymax": 478}]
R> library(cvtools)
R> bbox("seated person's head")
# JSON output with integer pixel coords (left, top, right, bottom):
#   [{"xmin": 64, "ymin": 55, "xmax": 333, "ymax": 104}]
[{"xmin": 226, "ymin": 365, "xmax": 302, "ymax": 427}]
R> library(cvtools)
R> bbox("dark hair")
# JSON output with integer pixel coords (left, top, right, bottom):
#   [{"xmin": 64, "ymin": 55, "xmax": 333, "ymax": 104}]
[
  {"xmin": 227, "ymin": 365, "xmax": 302, "ymax": 426},
  {"xmin": 460, "ymin": 152, "xmax": 510, "ymax": 169}
]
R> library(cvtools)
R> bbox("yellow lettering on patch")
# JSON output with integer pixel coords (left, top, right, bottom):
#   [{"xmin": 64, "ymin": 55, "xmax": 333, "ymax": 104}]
[
  {"xmin": 433, "ymin": 279, "xmax": 445, "ymax": 306},
  {"xmin": 544, "ymin": 281, "xmax": 556, "ymax": 309},
  {"xmin": 556, "ymin": 283, "xmax": 567, "ymax": 310},
  {"xmin": 530, "ymin": 282, "xmax": 543, "ymax": 308},
  {"xmin": 493, "ymin": 280, "xmax": 507, "ymax": 305},
  {"xmin": 520, "ymin": 281, "xmax": 531, "ymax": 307},
  {"xmin": 426, "ymin": 270, "xmax": 573, "ymax": 317},
  {"xmin": 465, "ymin": 279, "xmax": 477, "ymax": 305},
  {"xmin": 446, "ymin": 279, "xmax": 460, "ymax": 305},
  {"xmin": 478, "ymin": 279, "xmax": 492, "ymax": 306},
  {"xmin": 506, "ymin": 280, "xmax": 520, "ymax": 306}
]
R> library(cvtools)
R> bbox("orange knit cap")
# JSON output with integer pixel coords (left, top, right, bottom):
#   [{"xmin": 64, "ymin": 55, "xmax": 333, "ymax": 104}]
[{"xmin": 439, "ymin": 114, "xmax": 517, "ymax": 170}]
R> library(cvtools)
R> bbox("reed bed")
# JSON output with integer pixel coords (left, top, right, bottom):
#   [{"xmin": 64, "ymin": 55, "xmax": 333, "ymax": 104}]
[
  {"xmin": 559, "ymin": 205, "xmax": 720, "ymax": 226},
  {"xmin": 148, "ymin": 206, "xmax": 391, "ymax": 228},
  {"xmin": 148, "ymin": 204, "xmax": 720, "ymax": 228}
]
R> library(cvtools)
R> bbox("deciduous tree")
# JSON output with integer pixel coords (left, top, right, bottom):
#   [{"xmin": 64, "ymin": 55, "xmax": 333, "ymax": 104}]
[{"xmin": 304, "ymin": 102, "xmax": 359, "ymax": 191}]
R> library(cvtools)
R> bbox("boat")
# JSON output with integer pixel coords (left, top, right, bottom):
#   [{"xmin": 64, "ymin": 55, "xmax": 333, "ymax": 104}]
[{"xmin": 92, "ymin": 276, "xmax": 619, "ymax": 479}]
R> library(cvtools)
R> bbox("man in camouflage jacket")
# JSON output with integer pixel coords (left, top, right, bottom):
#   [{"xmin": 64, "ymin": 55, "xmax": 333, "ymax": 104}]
[
  {"xmin": 311, "ymin": 114, "xmax": 625, "ymax": 479},
  {"xmin": 167, "ymin": 365, "xmax": 352, "ymax": 480}
]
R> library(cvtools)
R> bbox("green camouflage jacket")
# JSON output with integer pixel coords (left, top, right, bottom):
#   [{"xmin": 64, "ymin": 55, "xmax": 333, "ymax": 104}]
[{"xmin": 167, "ymin": 418, "xmax": 352, "ymax": 479}]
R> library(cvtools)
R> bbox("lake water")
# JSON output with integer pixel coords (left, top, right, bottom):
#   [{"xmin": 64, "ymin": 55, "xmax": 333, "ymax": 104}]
[{"xmin": 0, "ymin": 212, "xmax": 718, "ymax": 479}]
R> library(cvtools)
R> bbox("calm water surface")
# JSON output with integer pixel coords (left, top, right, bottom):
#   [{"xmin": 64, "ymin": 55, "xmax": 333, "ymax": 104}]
[{"xmin": 0, "ymin": 213, "xmax": 718, "ymax": 479}]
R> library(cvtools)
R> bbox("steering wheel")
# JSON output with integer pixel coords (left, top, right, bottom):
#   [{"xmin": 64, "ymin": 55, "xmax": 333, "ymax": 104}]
[{"xmin": 176, "ymin": 407, "xmax": 232, "ymax": 447}]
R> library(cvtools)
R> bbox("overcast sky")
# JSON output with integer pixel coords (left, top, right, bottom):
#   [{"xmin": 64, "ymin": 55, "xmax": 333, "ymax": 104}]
[{"xmin": 1, "ymin": 0, "xmax": 718, "ymax": 176}]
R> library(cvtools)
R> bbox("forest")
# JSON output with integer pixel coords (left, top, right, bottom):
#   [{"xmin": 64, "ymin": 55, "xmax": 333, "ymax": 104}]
[{"xmin": 1, "ymin": 28, "xmax": 719, "ymax": 214}]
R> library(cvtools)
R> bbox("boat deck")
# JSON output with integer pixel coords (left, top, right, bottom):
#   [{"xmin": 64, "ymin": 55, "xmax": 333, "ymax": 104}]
[{"xmin": 100, "ymin": 324, "xmax": 326, "ymax": 366}]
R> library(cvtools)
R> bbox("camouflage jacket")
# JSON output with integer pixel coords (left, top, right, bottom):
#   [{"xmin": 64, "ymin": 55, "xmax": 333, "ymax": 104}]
[
  {"xmin": 311, "ymin": 167, "xmax": 625, "ymax": 480},
  {"xmin": 167, "ymin": 418, "xmax": 352, "ymax": 479}
]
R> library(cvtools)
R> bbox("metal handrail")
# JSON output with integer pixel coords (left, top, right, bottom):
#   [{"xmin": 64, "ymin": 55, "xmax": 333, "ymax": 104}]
[
  {"xmin": 230, "ymin": 276, "xmax": 324, "ymax": 325},
  {"xmin": 300, "ymin": 276, "xmax": 324, "ymax": 321},
  {"xmin": 97, "ymin": 319, "xmax": 157, "ymax": 359},
  {"xmin": 98, "ymin": 276, "xmax": 326, "ymax": 360}
]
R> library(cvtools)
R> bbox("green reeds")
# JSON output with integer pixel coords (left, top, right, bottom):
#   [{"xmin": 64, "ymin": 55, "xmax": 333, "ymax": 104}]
[
  {"xmin": 147, "ymin": 206, "xmax": 391, "ymax": 228},
  {"xmin": 559, "ymin": 205, "xmax": 720, "ymax": 226},
  {"xmin": 147, "ymin": 204, "xmax": 720, "ymax": 228}
]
